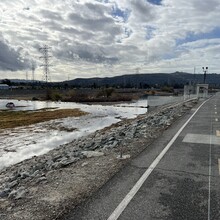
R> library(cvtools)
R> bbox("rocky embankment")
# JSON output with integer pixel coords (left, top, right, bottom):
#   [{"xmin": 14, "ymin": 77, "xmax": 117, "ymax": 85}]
[{"xmin": 0, "ymin": 99, "xmax": 198, "ymax": 220}]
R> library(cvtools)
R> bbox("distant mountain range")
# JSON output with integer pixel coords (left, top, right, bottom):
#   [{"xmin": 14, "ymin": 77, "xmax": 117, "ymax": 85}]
[
  {"xmin": 2, "ymin": 72, "xmax": 220, "ymax": 88},
  {"xmin": 64, "ymin": 72, "xmax": 220, "ymax": 88}
]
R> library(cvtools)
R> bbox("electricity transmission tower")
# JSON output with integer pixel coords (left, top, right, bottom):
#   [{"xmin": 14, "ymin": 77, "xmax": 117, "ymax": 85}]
[
  {"xmin": 26, "ymin": 70, "xmax": 29, "ymax": 81},
  {"xmin": 39, "ymin": 45, "xmax": 52, "ymax": 83},
  {"xmin": 31, "ymin": 62, "xmax": 36, "ymax": 82},
  {"xmin": 135, "ymin": 67, "xmax": 140, "ymax": 74}
]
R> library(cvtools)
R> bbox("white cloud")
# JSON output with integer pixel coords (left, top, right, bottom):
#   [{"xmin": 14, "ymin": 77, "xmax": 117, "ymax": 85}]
[{"xmin": 0, "ymin": 0, "xmax": 220, "ymax": 81}]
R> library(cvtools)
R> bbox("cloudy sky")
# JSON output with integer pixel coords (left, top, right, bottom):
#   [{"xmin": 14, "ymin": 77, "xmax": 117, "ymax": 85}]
[{"xmin": 0, "ymin": 0, "xmax": 220, "ymax": 81}]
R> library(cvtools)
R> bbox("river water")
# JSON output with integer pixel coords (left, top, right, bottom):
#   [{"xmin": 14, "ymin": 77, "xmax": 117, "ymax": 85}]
[
  {"xmin": 0, "ymin": 95, "xmax": 184, "ymax": 111},
  {"xmin": 0, "ymin": 95, "xmax": 185, "ymax": 170}
]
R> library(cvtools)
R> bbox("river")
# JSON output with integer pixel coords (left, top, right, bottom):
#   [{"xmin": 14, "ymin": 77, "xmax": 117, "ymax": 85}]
[{"xmin": 0, "ymin": 95, "xmax": 187, "ymax": 170}]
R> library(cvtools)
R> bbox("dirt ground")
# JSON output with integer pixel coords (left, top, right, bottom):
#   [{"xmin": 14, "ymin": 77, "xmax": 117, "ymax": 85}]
[
  {"xmin": 0, "ymin": 154, "xmax": 123, "ymax": 220},
  {"xmin": 0, "ymin": 123, "xmax": 182, "ymax": 219}
]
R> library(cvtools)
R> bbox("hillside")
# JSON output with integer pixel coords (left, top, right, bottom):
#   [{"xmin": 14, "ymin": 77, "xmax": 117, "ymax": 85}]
[{"xmin": 64, "ymin": 72, "xmax": 220, "ymax": 88}]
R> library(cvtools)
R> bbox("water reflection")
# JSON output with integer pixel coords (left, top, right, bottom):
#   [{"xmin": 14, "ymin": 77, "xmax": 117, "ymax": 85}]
[
  {"xmin": 0, "ymin": 96, "xmax": 185, "ymax": 170},
  {"xmin": 0, "ymin": 95, "xmax": 185, "ymax": 111}
]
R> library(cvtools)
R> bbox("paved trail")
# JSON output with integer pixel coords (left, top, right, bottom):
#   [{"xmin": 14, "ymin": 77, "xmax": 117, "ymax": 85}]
[{"xmin": 64, "ymin": 94, "xmax": 220, "ymax": 220}]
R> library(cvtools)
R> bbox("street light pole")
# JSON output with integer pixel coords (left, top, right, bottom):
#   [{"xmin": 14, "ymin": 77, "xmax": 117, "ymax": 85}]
[{"xmin": 202, "ymin": 67, "xmax": 208, "ymax": 84}]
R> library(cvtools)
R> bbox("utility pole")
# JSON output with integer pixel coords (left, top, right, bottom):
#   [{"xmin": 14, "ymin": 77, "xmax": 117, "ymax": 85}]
[
  {"xmin": 202, "ymin": 67, "xmax": 208, "ymax": 84},
  {"xmin": 39, "ymin": 45, "xmax": 52, "ymax": 83}
]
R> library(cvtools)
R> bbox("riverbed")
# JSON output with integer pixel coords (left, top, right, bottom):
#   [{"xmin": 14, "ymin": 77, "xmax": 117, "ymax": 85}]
[{"xmin": 0, "ymin": 96, "xmax": 185, "ymax": 170}]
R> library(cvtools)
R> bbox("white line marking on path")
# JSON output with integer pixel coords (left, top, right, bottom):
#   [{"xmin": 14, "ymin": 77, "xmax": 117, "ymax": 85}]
[
  {"xmin": 208, "ymin": 108, "xmax": 213, "ymax": 220},
  {"xmin": 215, "ymin": 118, "xmax": 218, "ymax": 122},
  {"xmin": 218, "ymin": 159, "xmax": 220, "ymax": 175},
  {"xmin": 107, "ymin": 100, "xmax": 209, "ymax": 220},
  {"xmin": 215, "ymin": 112, "xmax": 217, "ymax": 114},
  {"xmin": 183, "ymin": 133, "xmax": 220, "ymax": 145}
]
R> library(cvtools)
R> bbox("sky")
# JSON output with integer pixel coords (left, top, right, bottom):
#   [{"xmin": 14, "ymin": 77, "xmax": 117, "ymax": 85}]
[{"xmin": 0, "ymin": 0, "xmax": 220, "ymax": 82}]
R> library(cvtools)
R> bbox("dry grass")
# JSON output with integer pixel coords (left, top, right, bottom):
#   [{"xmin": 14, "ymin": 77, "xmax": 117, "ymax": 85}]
[{"xmin": 0, "ymin": 109, "xmax": 88, "ymax": 129}]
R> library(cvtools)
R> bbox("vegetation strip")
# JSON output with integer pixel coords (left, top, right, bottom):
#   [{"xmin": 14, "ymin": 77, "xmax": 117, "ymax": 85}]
[{"xmin": 0, "ymin": 109, "xmax": 88, "ymax": 129}]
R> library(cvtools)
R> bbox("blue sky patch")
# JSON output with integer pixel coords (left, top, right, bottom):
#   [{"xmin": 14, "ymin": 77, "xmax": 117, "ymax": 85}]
[
  {"xmin": 147, "ymin": 0, "xmax": 163, "ymax": 5},
  {"xmin": 124, "ymin": 27, "xmax": 133, "ymax": 38},
  {"xmin": 163, "ymin": 53, "xmax": 177, "ymax": 60},
  {"xmin": 145, "ymin": 26, "xmax": 156, "ymax": 40},
  {"xmin": 95, "ymin": 0, "xmax": 109, "ymax": 3},
  {"xmin": 111, "ymin": 6, "xmax": 130, "ymax": 22},
  {"xmin": 176, "ymin": 27, "xmax": 220, "ymax": 46}
]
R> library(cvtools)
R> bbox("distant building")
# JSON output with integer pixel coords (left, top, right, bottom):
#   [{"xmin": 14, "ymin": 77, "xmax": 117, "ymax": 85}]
[{"xmin": 0, "ymin": 84, "xmax": 9, "ymax": 90}]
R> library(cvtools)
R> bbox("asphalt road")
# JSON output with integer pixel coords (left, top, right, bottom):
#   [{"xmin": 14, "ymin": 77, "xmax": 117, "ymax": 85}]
[{"xmin": 64, "ymin": 94, "xmax": 220, "ymax": 220}]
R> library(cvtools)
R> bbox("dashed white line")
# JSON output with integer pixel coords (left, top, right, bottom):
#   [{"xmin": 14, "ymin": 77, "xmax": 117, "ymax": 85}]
[
  {"xmin": 215, "ymin": 118, "xmax": 219, "ymax": 122},
  {"xmin": 218, "ymin": 159, "xmax": 220, "ymax": 175},
  {"xmin": 208, "ymin": 106, "xmax": 213, "ymax": 220},
  {"xmin": 107, "ymin": 100, "xmax": 208, "ymax": 220},
  {"xmin": 208, "ymin": 137, "xmax": 212, "ymax": 220}
]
